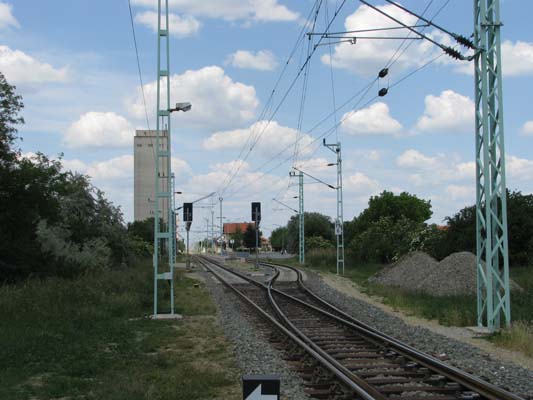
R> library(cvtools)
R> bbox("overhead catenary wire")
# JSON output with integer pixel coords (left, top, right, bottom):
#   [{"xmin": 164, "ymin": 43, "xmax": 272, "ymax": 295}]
[
  {"xmin": 225, "ymin": 34, "xmax": 454, "ymax": 202},
  {"xmin": 216, "ymin": 0, "xmax": 323, "ymax": 196},
  {"xmin": 382, "ymin": 0, "xmax": 473, "ymax": 48},
  {"xmin": 218, "ymin": 0, "xmax": 348, "ymax": 197},
  {"xmin": 222, "ymin": 0, "xmax": 456, "ymax": 207},
  {"xmin": 357, "ymin": 0, "xmax": 471, "ymax": 60},
  {"xmin": 128, "ymin": 0, "xmax": 151, "ymax": 132}
]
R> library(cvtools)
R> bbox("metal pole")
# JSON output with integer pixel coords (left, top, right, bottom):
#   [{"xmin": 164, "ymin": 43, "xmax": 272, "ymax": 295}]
[
  {"xmin": 211, "ymin": 209, "xmax": 214, "ymax": 254},
  {"xmin": 219, "ymin": 197, "xmax": 223, "ymax": 255},
  {"xmin": 255, "ymin": 222, "xmax": 259, "ymax": 268},
  {"xmin": 153, "ymin": 0, "xmax": 174, "ymax": 316},
  {"xmin": 299, "ymin": 172, "xmax": 305, "ymax": 264},
  {"xmin": 205, "ymin": 218, "xmax": 209, "ymax": 254},
  {"xmin": 290, "ymin": 170, "xmax": 305, "ymax": 264},
  {"xmin": 338, "ymin": 144, "xmax": 344, "ymax": 275},
  {"xmin": 474, "ymin": 0, "xmax": 510, "ymax": 332},
  {"xmin": 186, "ymin": 229, "xmax": 190, "ymax": 268},
  {"xmin": 324, "ymin": 141, "xmax": 345, "ymax": 275}
]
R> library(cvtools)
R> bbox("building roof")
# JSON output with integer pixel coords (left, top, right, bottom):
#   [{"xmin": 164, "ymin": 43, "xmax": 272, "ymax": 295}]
[{"xmin": 223, "ymin": 222, "xmax": 253, "ymax": 234}]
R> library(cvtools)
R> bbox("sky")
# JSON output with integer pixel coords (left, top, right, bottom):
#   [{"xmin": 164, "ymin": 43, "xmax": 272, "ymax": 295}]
[{"xmin": 2, "ymin": 0, "xmax": 533, "ymax": 244}]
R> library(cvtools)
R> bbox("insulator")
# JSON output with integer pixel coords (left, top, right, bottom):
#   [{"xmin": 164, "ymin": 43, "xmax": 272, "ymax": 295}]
[
  {"xmin": 378, "ymin": 88, "xmax": 388, "ymax": 97},
  {"xmin": 444, "ymin": 47, "xmax": 463, "ymax": 60},
  {"xmin": 455, "ymin": 34, "xmax": 476, "ymax": 50},
  {"xmin": 378, "ymin": 68, "xmax": 389, "ymax": 78}
]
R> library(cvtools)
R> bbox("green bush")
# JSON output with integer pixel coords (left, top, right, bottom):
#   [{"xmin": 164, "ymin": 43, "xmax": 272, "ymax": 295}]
[{"xmin": 350, "ymin": 216, "xmax": 423, "ymax": 263}]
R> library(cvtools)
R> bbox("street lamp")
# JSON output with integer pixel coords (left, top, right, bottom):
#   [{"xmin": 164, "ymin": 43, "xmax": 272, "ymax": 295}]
[{"xmin": 169, "ymin": 102, "xmax": 192, "ymax": 113}]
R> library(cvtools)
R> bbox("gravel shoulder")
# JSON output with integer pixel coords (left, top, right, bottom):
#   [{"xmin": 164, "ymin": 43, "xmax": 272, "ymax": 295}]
[
  {"xmin": 303, "ymin": 269, "xmax": 533, "ymax": 398},
  {"xmin": 198, "ymin": 262, "xmax": 310, "ymax": 400}
]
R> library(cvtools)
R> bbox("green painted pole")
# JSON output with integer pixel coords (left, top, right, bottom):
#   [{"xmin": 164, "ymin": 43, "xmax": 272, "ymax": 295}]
[
  {"xmin": 474, "ymin": 0, "xmax": 510, "ymax": 332},
  {"xmin": 153, "ymin": 0, "xmax": 174, "ymax": 316}
]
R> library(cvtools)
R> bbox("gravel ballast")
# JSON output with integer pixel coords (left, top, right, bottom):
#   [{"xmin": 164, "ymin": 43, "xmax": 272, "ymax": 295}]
[
  {"xmin": 304, "ymin": 269, "xmax": 533, "ymax": 398},
  {"xmin": 372, "ymin": 251, "xmax": 520, "ymax": 296},
  {"xmin": 199, "ymin": 264, "xmax": 310, "ymax": 400}
]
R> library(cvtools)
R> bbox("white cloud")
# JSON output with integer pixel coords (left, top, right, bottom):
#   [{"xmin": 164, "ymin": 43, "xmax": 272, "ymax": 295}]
[
  {"xmin": 396, "ymin": 149, "xmax": 438, "ymax": 169},
  {"xmin": 415, "ymin": 90, "xmax": 474, "ymax": 133},
  {"xmin": 507, "ymin": 155, "xmax": 533, "ymax": 181},
  {"xmin": 184, "ymin": 159, "xmax": 284, "ymax": 201},
  {"xmin": 341, "ymin": 102, "xmax": 403, "ymax": 136},
  {"xmin": 295, "ymin": 157, "xmax": 331, "ymax": 175},
  {"xmin": 446, "ymin": 184, "xmax": 475, "ymax": 201},
  {"xmin": 322, "ymin": 3, "xmax": 436, "ymax": 76},
  {"xmin": 64, "ymin": 112, "xmax": 134, "ymax": 149},
  {"xmin": 521, "ymin": 121, "xmax": 533, "ymax": 136},
  {"xmin": 131, "ymin": 0, "xmax": 298, "ymax": 23},
  {"xmin": 346, "ymin": 172, "xmax": 380, "ymax": 194},
  {"xmin": 126, "ymin": 66, "xmax": 259, "ymax": 130},
  {"xmin": 62, "ymin": 154, "xmax": 191, "ymax": 186},
  {"xmin": 86, "ymin": 155, "xmax": 134, "ymax": 181},
  {"xmin": 0, "ymin": 2, "xmax": 18, "ymax": 29},
  {"xmin": 364, "ymin": 150, "xmax": 381, "ymax": 161},
  {"xmin": 454, "ymin": 40, "xmax": 533, "ymax": 77},
  {"xmin": 499, "ymin": 41, "xmax": 533, "ymax": 76},
  {"xmin": 0, "ymin": 45, "xmax": 69, "ymax": 85},
  {"xmin": 225, "ymin": 50, "xmax": 278, "ymax": 71},
  {"xmin": 203, "ymin": 120, "xmax": 313, "ymax": 157},
  {"xmin": 396, "ymin": 149, "xmax": 475, "ymax": 187},
  {"xmin": 135, "ymin": 11, "xmax": 201, "ymax": 38},
  {"xmin": 61, "ymin": 158, "xmax": 88, "ymax": 173}
]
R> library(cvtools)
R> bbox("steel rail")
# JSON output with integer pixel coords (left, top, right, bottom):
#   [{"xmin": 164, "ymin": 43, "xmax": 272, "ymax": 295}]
[
  {"xmin": 260, "ymin": 260, "xmax": 525, "ymax": 400},
  {"xmin": 194, "ymin": 255, "xmax": 381, "ymax": 400}
]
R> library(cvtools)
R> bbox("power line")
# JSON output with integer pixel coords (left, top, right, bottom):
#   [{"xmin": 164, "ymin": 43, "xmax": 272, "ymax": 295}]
[
  {"xmin": 128, "ymin": 0, "xmax": 151, "ymax": 131},
  {"xmin": 224, "ymin": 34, "xmax": 452, "ymax": 202},
  {"xmin": 219, "ymin": 0, "xmax": 348, "ymax": 196},
  {"xmin": 222, "ymin": 0, "xmax": 455, "ymax": 205},
  {"xmin": 216, "ymin": 0, "xmax": 322, "ymax": 196}
]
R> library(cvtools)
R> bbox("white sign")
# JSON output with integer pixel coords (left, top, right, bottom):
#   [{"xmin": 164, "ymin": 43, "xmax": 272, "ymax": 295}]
[
  {"xmin": 245, "ymin": 384, "xmax": 277, "ymax": 400},
  {"xmin": 335, "ymin": 220, "xmax": 343, "ymax": 236}
]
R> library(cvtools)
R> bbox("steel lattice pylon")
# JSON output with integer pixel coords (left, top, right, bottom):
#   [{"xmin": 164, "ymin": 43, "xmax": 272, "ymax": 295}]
[
  {"xmin": 298, "ymin": 172, "xmax": 304, "ymax": 264},
  {"xmin": 324, "ymin": 141, "xmax": 344, "ymax": 275},
  {"xmin": 153, "ymin": 0, "xmax": 174, "ymax": 316},
  {"xmin": 290, "ymin": 170, "xmax": 305, "ymax": 264},
  {"xmin": 474, "ymin": 0, "xmax": 510, "ymax": 332}
]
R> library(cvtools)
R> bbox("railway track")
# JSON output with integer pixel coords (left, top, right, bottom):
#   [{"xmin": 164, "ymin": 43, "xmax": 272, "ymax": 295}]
[{"xmin": 195, "ymin": 255, "xmax": 526, "ymax": 400}]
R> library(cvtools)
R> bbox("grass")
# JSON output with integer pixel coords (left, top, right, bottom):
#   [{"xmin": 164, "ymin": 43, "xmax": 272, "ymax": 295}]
[
  {"xmin": 281, "ymin": 250, "xmax": 533, "ymax": 354},
  {"xmin": 0, "ymin": 260, "xmax": 240, "ymax": 400}
]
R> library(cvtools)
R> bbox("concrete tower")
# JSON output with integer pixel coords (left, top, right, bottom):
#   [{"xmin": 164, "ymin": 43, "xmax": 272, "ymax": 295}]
[{"xmin": 133, "ymin": 129, "xmax": 168, "ymax": 222}]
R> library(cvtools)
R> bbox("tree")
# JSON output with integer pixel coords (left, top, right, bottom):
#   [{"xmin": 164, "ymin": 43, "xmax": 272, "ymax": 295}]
[
  {"xmin": 232, "ymin": 225, "xmax": 245, "ymax": 249},
  {"xmin": 0, "ymin": 72, "xmax": 24, "ymax": 163},
  {"xmin": 0, "ymin": 74, "xmax": 144, "ymax": 281},
  {"xmin": 348, "ymin": 191, "xmax": 432, "ymax": 242},
  {"xmin": 286, "ymin": 212, "xmax": 334, "ymax": 253},
  {"xmin": 127, "ymin": 217, "xmax": 155, "ymax": 244},
  {"xmin": 439, "ymin": 190, "xmax": 533, "ymax": 266},
  {"xmin": 306, "ymin": 235, "xmax": 334, "ymax": 251},
  {"xmin": 243, "ymin": 223, "xmax": 261, "ymax": 250},
  {"xmin": 350, "ymin": 216, "xmax": 422, "ymax": 263},
  {"xmin": 270, "ymin": 226, "xmax": 288, "ymax": 251}
]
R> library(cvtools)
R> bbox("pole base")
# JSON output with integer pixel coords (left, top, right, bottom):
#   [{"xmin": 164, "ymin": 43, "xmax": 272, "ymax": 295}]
[{"xmin": 150, "ymin": 313, "xmax": 183, "ymax": 320}]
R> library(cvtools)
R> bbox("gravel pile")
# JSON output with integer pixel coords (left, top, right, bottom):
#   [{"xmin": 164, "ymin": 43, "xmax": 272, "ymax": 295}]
[
  {"xmin": 304, "ymin": 270, "xmax": 533, "ymax": 398},
  {"xmin": 371, "ymin": 252, "xmax": 439, "ymax": 293},
  {"xmin": 372, "ymin": 251, "xmax": 519, "ymax": 296},
  {"xmin": 199, "ymin": 265, "xmax": 310, "ymax": 400}
]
